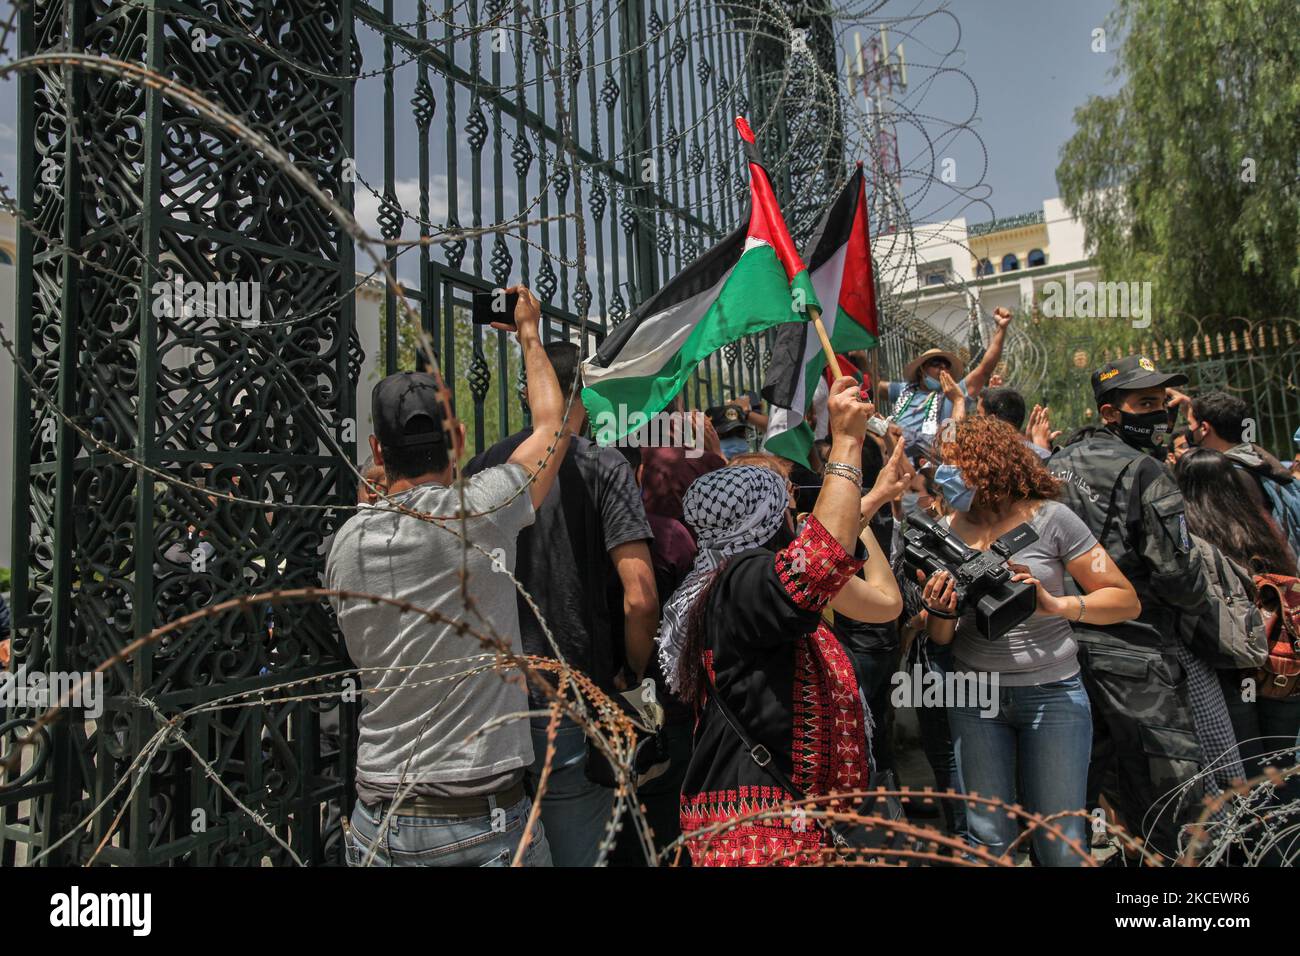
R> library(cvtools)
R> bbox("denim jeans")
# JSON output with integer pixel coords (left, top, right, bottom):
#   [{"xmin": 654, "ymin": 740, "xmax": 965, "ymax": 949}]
[
  {"xmin": 345, "ymin": 794, "xmax": 552, "ymax": 866},
  {"xmin": 949, "ymin": 674, "xmax": 1093, "ymax": 867},
  {"xmin": 527, "ymin": 717, "xmax": 615, "ymax": 867}
]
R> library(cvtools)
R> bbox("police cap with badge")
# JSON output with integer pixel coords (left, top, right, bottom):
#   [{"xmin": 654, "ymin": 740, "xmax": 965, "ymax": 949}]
[
  {"xmin": 1091, "ymin": 354, "xmax": 1187, "ymax": 450},
  {"xmin": 706, "ymin": 402, "xmax": 749, "ymax": 438}
]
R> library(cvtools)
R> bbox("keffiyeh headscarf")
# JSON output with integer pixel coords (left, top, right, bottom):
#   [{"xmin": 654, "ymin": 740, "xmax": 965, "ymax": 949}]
[{"xmin": 657, "ymin": 465, "xmax": 790, "ymax": 693}]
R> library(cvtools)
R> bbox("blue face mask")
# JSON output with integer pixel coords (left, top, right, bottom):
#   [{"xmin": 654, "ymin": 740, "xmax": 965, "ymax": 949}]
[
  {"xmin": 933, "ymin": 463, "xmax": 975, "ymax": 512},
  {"xmin": 923, "ymin": 375, "xmax": 943, "ymax": 391},
  {"xmin": 720, "ymin": 434, "xmax": 750, "ymax": 459}
]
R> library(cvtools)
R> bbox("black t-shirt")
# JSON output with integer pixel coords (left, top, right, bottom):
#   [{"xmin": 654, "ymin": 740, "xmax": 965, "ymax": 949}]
[
  {"xmin": 466, "ymin": 430, "xmax": 653, "ymax": 701},
  {"xmin": 832, "ymin": 508, "xmax": 900, "ymax": 654}
]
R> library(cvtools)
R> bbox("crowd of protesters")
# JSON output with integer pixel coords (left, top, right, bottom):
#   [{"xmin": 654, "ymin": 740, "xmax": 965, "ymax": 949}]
[{"xmin": 325, "ymin": 290, "xmax": 1300, "ymax": 867}]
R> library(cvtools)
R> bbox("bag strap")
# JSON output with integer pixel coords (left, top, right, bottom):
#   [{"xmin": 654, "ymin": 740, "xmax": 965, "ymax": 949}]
[
  {"xmin": 705, "ymin": 680, "xmax": 807, "ymax": 800},
  {"xmin": 1254, "ymin": 573, "xmax": 1300, "ymax": 647},
  {"xmin": 1098, "ymin": 456, "xmax": 1139, "ymax": 551}
]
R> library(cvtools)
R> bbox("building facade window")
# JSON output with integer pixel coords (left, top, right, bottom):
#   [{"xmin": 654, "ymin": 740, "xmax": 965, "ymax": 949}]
[
  {"xmin": 1027, "ymin": 248, "xmax": 1046, "ymax": 267},
  {"xmin": 1001, "ymin": 253, "xmax": 1020, "ymax": 272},
  {"xmin": 0, "ymin": 248, "xmax": 12, "ymax": 266},
  {"xmin": 975, "ymin": 258, "xmax": 994, "ymax": 277},
  {"xmin": 916, "ymin": 257, "xmax": 952, "ymax": 288}
]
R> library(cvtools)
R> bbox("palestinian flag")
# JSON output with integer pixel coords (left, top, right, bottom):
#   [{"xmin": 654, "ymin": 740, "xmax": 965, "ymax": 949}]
[
  {"xmin": 761, "ymin": 163, "xmax": 879, "ymax": 467},
  {"xmin": 582, "ymin": 117, "xmax": 819, "ymax": 444}
]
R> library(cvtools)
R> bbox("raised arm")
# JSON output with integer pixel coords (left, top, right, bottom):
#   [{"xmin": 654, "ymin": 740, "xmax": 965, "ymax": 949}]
[
  {"xmin": 829, "ymin": 443, "xmax": 909, "ymax": 623},
  {"xmin": 965, "ymin": 307, "xmax": 1013, "ymax": 397},
  {"xmin": 504, "ymin": 286, "xmax": 576, "ymax": 508},
  {"xmin": 813, "ymin": 376, "xmax": 878, "ymax": 551},
  {"xmin": 939, "ymin": 369, "xmax": 966, "ymax": 422}
]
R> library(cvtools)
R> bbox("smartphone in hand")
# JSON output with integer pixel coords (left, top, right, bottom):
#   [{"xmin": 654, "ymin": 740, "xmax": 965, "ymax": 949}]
[{"xmin": 472, "ymin": 288, "xmax": 519, "ymax": 329}]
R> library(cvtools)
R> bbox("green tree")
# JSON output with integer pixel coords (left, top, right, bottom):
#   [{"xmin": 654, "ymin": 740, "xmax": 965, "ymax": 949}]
[{"xmin": 1056, "ymin": 0, "xmax": 1300, "ymax": 324}]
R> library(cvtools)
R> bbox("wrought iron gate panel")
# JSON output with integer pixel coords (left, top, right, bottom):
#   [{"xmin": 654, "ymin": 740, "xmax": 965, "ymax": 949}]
[
  {"xmin": 6, "ymin": 0, "xmax": 357, "ymax": 866},
  {"xmin": 1039, "ymin": 318, "xmax": 1300, "ymax": 454},
  {"xmin": 4, "ymin": 0, "xmax": 846, "ymax": 865},
  {"xmin": 351, "ymin": 0, "xmax": 841, "ymax": 446}
]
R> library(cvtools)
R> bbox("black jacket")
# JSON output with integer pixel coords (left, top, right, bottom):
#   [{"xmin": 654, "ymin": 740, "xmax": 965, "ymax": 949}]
[{"xmin": 1049, "ymin": 426, "xmax": 1210, "ymax": 642}]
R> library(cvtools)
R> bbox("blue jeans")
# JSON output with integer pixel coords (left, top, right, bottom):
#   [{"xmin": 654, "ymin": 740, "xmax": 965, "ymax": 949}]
[
  {"xmin": 345, "ymin": 795, "xmax": 552, "ymax": 867},
  {"xmin": 949, "ymin": 674, "xmax": 1093, "ymax": 867},
  {"xmin": 527, "ymin": 717, "xmax": 615, "ymax": 867}
]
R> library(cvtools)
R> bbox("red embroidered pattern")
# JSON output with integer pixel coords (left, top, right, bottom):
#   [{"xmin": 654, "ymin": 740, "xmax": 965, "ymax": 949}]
[
  {"xmin": 774, "ymin": 515, "xmax": 865, "ymax": 612},
  {"xmin": 814, "ymin": 627, "xmax": 867, "ymax": 793},
  {"xmin": 792, "ymin": 625, "xmax": 867, "ymax": 796},
  {"xmin": 792, "ymin": 636, "xmax": 827, "ymax": 794},
  {"xmin": 680, "ymin": 785, "xmax": 823, "ymax": 866},
  {"xmin": 679, "ymin": 517, "xmax": 871, "ymax": 866}
]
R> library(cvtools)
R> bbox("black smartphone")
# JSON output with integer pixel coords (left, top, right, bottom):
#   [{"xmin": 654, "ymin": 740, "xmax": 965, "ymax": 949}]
[{"xmin": 472, "ymin": 289, "xmax": 519, "ymax": 328}]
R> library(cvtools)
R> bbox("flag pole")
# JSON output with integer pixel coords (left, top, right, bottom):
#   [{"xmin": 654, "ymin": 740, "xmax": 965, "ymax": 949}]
[{"xmin": 807, "ymin": 304, "xmax": 840, "ymax": 378}]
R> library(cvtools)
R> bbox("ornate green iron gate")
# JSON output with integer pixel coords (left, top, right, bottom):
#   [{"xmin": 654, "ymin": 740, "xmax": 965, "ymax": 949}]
[{"xmin": 2, "ymin": 0, "xmax": 846, "ymax": 865}]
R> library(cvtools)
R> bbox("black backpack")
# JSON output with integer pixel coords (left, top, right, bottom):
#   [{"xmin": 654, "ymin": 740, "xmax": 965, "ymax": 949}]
[{"xmin": 1187, "ymin": 534, "xmax": 1268, "ymax": 669}]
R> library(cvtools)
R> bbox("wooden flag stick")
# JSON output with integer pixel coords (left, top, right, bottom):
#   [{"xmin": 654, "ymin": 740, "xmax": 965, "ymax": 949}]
[{"xmin": 808, "ymin": 304, "xmax": 840, "ymax": 378}]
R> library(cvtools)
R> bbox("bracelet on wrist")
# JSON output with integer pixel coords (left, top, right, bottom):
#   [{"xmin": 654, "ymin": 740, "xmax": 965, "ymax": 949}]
[
  {"xmin": 824, "ymin": 468, "xmax": 862, "ymax": 490},
  {"xmin": 824, "ymin": 460, "xmax": 864, "ymax": 486},
  {"xmin": 922, "ymin": 602, "xmax": 959, "ymax": 620}
]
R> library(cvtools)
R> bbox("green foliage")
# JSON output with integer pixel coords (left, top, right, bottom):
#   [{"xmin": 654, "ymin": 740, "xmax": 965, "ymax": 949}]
[
  {"xmin": 1012, "ymin": 309, "xmax": 1150, "ymax": 437},
  {"xmin": 375, "ymin": 300, "xmax": 526, "ymax": 457},
  {"xmin": 1056, "ymin": 0, "xmax": 1300, "ymax": 324}
]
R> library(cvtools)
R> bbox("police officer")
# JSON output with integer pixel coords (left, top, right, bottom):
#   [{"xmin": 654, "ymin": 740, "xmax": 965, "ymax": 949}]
[{"xmin": 1049, "ymin": 355, "xmax": 1210, "ymax": 862}]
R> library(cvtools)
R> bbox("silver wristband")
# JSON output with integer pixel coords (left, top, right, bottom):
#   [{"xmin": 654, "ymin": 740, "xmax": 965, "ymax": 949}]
[{"xmin": 824, "ymin": 461, "xmax": 864, "ymax": 487}]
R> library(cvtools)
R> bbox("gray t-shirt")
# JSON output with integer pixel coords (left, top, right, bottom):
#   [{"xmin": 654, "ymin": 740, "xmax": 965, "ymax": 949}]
[
  {"xmin": 325, "ymin": 464, "xmax": 536, "ymax": 799},
  {"xmin": 946, "ymin": 500, "xmax": 1097, "ymax": 686}
]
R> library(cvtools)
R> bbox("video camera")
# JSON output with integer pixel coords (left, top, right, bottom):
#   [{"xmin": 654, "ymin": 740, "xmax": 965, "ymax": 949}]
[{"xmin": 900, "ymin": 512, "xmax": 1040, "ymax": 640}]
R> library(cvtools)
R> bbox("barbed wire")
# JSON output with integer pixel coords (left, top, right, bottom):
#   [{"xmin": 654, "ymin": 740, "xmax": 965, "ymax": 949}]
[{"xmin": 4, "ymin": 0, "xmax": 1272, "ymax": 871}]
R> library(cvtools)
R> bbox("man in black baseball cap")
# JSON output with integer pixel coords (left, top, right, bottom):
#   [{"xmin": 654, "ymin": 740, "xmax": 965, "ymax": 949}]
[
  {"xmin": 369, "ymin": 371, "xmax": 459, "ymax": 482},
  {"xmin": 1047, "ymin": 352, "xmax": 1208, "ymax": 860},
  {"xmin": 704, "ymin": 402, "xmax": 750, "ymax": 459},
  {"xmin": 329, "ymin": 286, "xmax": 579, "ymax": 868},
  {"xmin": 1090, "ymin": 354, "xmax": 1188, "ymax": 449}
]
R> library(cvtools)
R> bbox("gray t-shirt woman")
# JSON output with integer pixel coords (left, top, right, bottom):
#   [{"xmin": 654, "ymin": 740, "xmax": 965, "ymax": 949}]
[{"xmin": 944, "ymin": 500, "xmax": 1098, "ymax": 686}]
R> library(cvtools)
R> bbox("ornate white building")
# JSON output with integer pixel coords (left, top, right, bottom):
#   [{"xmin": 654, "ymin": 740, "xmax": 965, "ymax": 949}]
[{"xmin": 893, "ymin": 197, "xmax": 1099, "ymax": 342}]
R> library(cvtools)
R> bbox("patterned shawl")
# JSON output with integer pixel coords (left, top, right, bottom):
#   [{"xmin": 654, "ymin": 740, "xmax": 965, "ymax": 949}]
[{"xmin": 656, "ymin": 465, "xmax": 789, "ymax": 693}]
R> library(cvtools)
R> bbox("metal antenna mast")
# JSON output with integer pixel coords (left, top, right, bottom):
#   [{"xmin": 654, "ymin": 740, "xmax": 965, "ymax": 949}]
[{"xmin": 846, "ymin": 27, "xmax": 908, "ymax": 235}]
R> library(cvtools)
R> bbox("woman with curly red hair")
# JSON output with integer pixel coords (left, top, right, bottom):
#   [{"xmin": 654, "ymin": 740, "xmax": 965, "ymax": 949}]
[{"xmin": 918, "ymin": 416, "xmax": 1141, "ymax": 865}]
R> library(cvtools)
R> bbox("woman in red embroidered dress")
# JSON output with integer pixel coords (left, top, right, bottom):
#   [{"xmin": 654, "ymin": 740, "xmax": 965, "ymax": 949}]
[{"xmin": 659, "ymin": 377, "xmax": 911, "ymax": 865}]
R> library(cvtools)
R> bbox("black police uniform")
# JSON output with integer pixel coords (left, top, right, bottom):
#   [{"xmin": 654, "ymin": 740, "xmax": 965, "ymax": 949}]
[{"xmin": 1048, "ymin": 356, "xmax": 1211, "ymax": 860}]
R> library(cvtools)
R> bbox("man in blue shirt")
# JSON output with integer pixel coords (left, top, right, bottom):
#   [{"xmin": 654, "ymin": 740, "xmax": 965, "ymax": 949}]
[{"xmin": 875, "ymin": 307, "xmax": 1014, "ymax": 460}]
